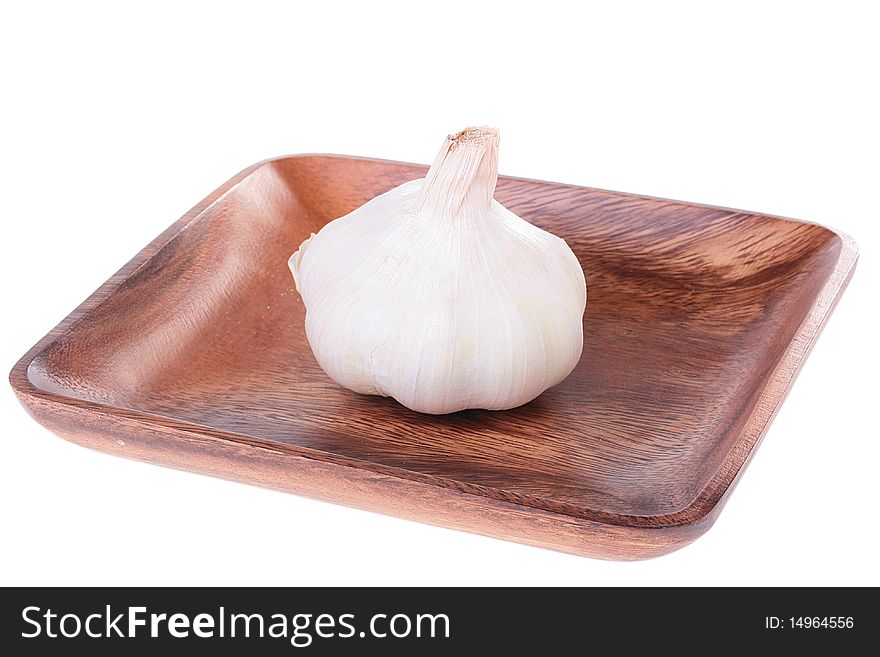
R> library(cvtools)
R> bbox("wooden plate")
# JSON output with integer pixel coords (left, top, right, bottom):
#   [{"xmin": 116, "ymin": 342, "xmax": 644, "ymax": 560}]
[{"xmin": 10, "ymin": 155, "xmax": 857, "ymax": 560}]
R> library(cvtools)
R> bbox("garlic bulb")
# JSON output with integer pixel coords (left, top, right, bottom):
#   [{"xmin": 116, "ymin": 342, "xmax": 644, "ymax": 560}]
[{"xmin": 289, "ymin": 127, "xmax": 586, "ymax": 414}]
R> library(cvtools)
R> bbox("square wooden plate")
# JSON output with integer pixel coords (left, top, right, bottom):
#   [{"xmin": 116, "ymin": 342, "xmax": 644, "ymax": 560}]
[{"xmin": 10, "ymin": 155, "xmax": 857, "ymax": 559}]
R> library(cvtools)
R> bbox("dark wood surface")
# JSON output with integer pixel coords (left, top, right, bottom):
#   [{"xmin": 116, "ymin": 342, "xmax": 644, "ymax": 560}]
[{"xmin": 10, "ymin": 155, "xmax": 857, "ymax": 559}]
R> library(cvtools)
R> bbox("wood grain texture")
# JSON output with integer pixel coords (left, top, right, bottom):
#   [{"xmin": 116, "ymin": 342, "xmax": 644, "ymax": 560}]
[{"xmin": 10, "ymin": 155, "xmax": 857, "ymax": 559}]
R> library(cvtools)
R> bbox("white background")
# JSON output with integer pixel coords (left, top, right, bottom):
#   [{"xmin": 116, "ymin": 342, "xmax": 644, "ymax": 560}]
[{"xmin": 1, "ymin": 1, "xmax": 877, "ymax": 586}]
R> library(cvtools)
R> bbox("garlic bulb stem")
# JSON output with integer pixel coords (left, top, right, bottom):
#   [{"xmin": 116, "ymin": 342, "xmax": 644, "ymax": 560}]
[{"xmin": 418, "ymin": 127, "xmax": 499, "ymax": 215}]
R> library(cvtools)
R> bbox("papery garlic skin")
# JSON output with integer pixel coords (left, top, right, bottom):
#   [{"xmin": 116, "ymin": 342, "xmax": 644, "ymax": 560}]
[{"xmin": 289, "ymin": 127, "xmax": 586, "ymax": 414}]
